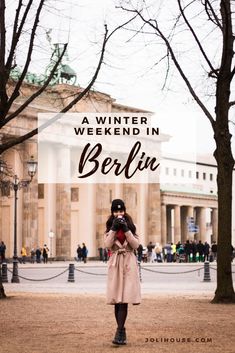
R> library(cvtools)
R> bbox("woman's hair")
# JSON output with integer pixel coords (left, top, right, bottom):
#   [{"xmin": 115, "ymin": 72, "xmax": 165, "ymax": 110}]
[{"xmin": 106, "ymin": 212, "xmax": 136, "ymax": 234}]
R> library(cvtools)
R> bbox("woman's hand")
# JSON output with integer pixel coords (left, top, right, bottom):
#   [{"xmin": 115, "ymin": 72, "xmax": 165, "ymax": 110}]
[
  {"xmin": 120, "ymin": 219, "xmax": 129, "ymax": 232},
  {"xmin": 111, "ymin": 217, "xmax": 121, "ymax": 231}
]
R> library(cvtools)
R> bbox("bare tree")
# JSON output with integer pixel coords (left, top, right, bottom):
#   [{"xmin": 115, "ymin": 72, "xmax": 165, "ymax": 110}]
[
  {"xmin": 0, "ymin": 0, "xmax": 135, "ymax": 298},
  {"xmin": 119, "ymin": 0, "xmax": 235, "ymax": 303}
]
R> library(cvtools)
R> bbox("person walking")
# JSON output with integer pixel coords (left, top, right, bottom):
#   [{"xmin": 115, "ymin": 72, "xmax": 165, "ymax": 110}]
[
  {"xmin": 35, "ymin": 247, "xmax": 41, "ymax": 263},
  {"xmin": 30, "ymin": 248, "xmax": 36, "ymax": 264},
  {"xmin": 154, "ymin": 243, "xmax": 163, "ymax": 263},
  {"xmin": 137, "ymin": 243, "xmax": 143, "ymax": 262},
  {"xmin": 197, "ymin": 240, "xmax": 205, "ymax": 262},
  {"xmin": 42, "ymin": 244, "xmax": 49, "ymax": 264},
  {"xmin": 147, "ymin": 241, "xmax": 154, "ymax": 262},
  {"xmin": 104, "ymin": 199, "xmax": 141, "ymax": 346},
  {"xmin": 81, "ymin": 243, "xmax": 88, "ymax": 263},
  {"xmin": 21, "ymin": 246, "xmax": 27, "ymax": 264},
  {"xmin": 204, "ymin": 241, "xmax": 210, "ymax": 262},
  {"xmin": 76, "ymin": 244, "xmax": 83, "ymax": 262},
  {"xmin": 0, "ymin": 241, "xmax": 6, "ymax": 263},
  {"xmin": 211, "ymin": 241, "xmax": 217, "ymax": 261}
]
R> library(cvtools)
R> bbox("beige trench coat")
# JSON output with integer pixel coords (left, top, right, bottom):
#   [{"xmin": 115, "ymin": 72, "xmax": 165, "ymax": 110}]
[{"xmin": 104, "ymin": 230, "xmax": 141, "ymax": 305}]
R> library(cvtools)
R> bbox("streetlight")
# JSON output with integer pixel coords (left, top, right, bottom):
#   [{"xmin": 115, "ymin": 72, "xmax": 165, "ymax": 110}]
[{"xmin": 0, "ymin": 155, "xmax": 37, "ymax": 283}]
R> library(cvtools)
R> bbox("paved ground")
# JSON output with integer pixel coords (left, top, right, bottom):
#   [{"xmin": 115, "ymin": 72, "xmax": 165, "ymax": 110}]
[
  {"xmin": 1, "ymin": 261, "xmax": 235, "ymax": 353},
  {"xmin": 1, "ymin": 293, "xmax": 235, "ymax": 353}
]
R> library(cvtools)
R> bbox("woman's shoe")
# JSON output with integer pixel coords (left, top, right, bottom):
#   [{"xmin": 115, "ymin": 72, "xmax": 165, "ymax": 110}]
[
  {"xmin": 112, "ymin": 328, "xmax": 121, "ymax": 345},
  {"xmin": 121, "ymin": 327, "xmax": 127, "ymax": 344},
  {"xmin": 112, "ymin": 328, "xmax": 127, "ymax": 345}
]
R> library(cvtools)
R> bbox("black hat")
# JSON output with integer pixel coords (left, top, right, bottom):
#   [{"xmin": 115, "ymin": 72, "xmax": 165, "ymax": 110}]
[{"xmin": 111, "ymin": 199, "xmax": 126, "ymax": 213}]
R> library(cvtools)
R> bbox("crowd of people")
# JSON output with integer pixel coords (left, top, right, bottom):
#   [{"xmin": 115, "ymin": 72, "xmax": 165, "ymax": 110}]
[
  {"xmin": 0, "ymin": 243, "xmax": 51, "ymax": 264},
  {"xmin": 98, "ymin": 240, "xmax": 235, "ymax": 264},
  {"xmin": 138, "ymin": 240, "xmax": 235, "ymax": 263},
  {"xmin": 1, "ymin": 239, "xmax": 234, "ymax": 265}
]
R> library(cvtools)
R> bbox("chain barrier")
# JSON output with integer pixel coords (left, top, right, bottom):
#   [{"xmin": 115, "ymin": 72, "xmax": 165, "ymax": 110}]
[
  {"xmin": 7, "ymin": 267, "xmax": 68, "ymax": 281},
  {"xmin": 74, "ymin": 267, "xmax": 107, "ymax": 276},
  {"xmin": 140, "ymin": 266, "xmax": 204, "ymax": 275},
  {"xmin": 5, "ymin": 262, "xmax": 230, "ymax": 281}
]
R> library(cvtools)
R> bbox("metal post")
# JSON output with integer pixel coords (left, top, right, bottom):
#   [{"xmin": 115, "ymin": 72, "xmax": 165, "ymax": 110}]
[
  {"xmin": 68, "ymin": 263, "xmax": 75, "ymax": 282},
  {"xmin": 203, "ymin": 261, "xmax": 211, "ymax": 281},
  {"xmin": 2, "ymin": 263, "xmax": 8, "ymax": 283},
  {"xmin": 12, "ymin": 177, "xmax": 20, "ymax": 283},
  {"xmin": 138, "ymin": 261, "xmax": 142, "ymax": 282}
]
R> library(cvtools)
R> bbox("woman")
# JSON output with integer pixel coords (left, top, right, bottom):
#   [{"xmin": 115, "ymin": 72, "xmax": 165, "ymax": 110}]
[{"xmin": 104, "ymin": 199, "xmax": 141, "ymax": 345}]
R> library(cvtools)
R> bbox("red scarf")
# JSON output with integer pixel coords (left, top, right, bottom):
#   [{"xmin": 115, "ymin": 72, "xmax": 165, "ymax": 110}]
[{"xmin": 116, "ymin": 229, "xmax": 126, "ymax": 244}]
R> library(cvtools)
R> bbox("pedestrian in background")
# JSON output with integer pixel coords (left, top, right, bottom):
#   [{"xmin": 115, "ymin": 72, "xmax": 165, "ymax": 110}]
[
  {"xmin": 104, "ymin": 199, "xmax": 141, "ymax": 346},
  {"xmin": 82, "ymin": 243, "xmax": 88, "ymax": 263},
  {"xmin": 21, "ymin": 246, "xmax": 27, "ymax": 264},
  {"xmin": 35, "ymin": 247, "xmax": 41, "ymax": 263},
  {"xmin": 0, "ymin": 241, "xmax": 6, "ymax": 263},
  {"xmin": 211, "ymin": 241, "xmax": 217, "ymax": 261},
  {"xmin": 98, "ymin": 247, "xmax": 103, "ymax": 261},
  {"xmin": 147, "ymin": 241, "xmax": 154, "ymax": 262},
  {"xmin": 204, "ymin": 241, "xmax": 210, "ymax": 261},
  {"xmin": 197, "ymin": 240, "xmax": 204, "ymax": 262},
  {"xmin": 30, "ymin": 248, "xmax": 36, "ymax": 263},
  {"xmin": 76, "ymin": 244, "xmax": 83, "ymax": 262},
  {"xmin": 43, "ymin": 244, "xmax": 49, "ymax": 264},
  {"xmin": 137, "ymin": 244, "xmax": 143, "ymax": 262}
]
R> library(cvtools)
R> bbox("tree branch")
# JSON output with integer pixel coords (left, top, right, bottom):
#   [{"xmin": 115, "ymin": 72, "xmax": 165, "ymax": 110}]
[
  {"xmin": 177, "ymin": 0, "xmax": 217, "ymax": 77},
  {"xmin": 5, "ymin": 0, "xmax": 33, "ymax": 72},
  {"xmin": 119, "ymin": 5, "xmax": 215, "ymax": 128},
  {"xmin": 5, "ymin": 0, "xmax": 44, "ymax": 113},
  {"xmin": 204, "ymin": 0, "xmax": 223, "ymax": 31},
  {"xmin": 0, "ymin": 25, "xmax": 109, "ymax": 154},
  {"xmin": 0, "ymin": 0, "xmax": 8, "ymax": 118},
  {"xmin": 1, "ymin": 44, "xmax": 68, "ymax": 128}
]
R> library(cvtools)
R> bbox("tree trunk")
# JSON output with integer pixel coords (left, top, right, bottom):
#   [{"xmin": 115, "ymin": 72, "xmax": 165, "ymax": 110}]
[
  {"xmin": 212, "ymin": 70, "xmax": 235, "ymax": 303},
  {"xmin": 0, "ymin": 270, "xmax": 6, "ymax": 299},
  {"xmin": 212, "ymin": 144, "xmax": 235, "ymax": 303}
]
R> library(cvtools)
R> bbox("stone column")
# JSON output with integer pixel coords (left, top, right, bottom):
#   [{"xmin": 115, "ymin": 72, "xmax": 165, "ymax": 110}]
[
  {"xmin": 114, "ymin": 183, "xmax": 123, "ymax": 199},
  {"xmin": 56, "ymin": 183, "xmax": 71, "ymax": 258},
  {"xmin": 138, "ymin": 183, "xmax": 148, "ymax": 246},
  {"xmin": 198, "ymin": 207, "xmax": 207, "ymax": 242},
  {"xmin": 148, "ymin": 183, "xmax": 161, "ymax": 245},
  {"xmin": 167, "ymin": 206, "xmax": 172, "ymax": 243},
  {"xmin": 55, "ymin": 145, "xmax": 72, "ymax": 258},
  {"xmin": 174, "ymin": 205, "xmax": 181, "ymax": 244},
  {"xmin": 79, "ymin": 184, "xmax": 97, "ymax": 257},
  {"xmin": 211, "ymin": 208, "xmax": 218, "ymax": 242},
  {"xmin": 22, "ymin": 142, "xmax": 38, "ymax": 251},
  {"xmin": 186, "ymin": 206, "xmax": 194, "ymax": 241},
  {"xmin": 46, "ymin": 184, "xmax": 56, "ymax": 256},
  {"xmin": 87, "ymin": 184, "xmax": 97, "ymax": 257},
  {"xmin": 161, "ymin": 204, "xmax": 167, "ymax": 245}
]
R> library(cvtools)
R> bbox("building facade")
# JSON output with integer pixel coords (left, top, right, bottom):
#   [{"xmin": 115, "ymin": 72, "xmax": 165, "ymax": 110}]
[{"xmin": 1, "ymin": 83, "xmax": 234, "ymax": 259}]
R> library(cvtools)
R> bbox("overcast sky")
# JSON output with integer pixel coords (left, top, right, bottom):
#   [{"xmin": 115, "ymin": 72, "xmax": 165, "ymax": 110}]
[{"xmin": 8, "ymin": 0, "xmax": 235, "ymax": 157}]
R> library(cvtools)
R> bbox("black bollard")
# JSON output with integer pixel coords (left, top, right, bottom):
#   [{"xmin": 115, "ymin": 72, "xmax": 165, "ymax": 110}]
[
  {"xmin": 203, "ymin": 261, "xmax": 211, "ymax": 282},
  {"xmin": 138, "ymin": 261, "xmax": 142, "ymax": 282},
  {"xmin": 2, "ymin": 263, "xmax": 8, "ymax": 283},
  {"xmin": 68, "ymin": 263, "xmax": 75, "ymax": 282}
]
